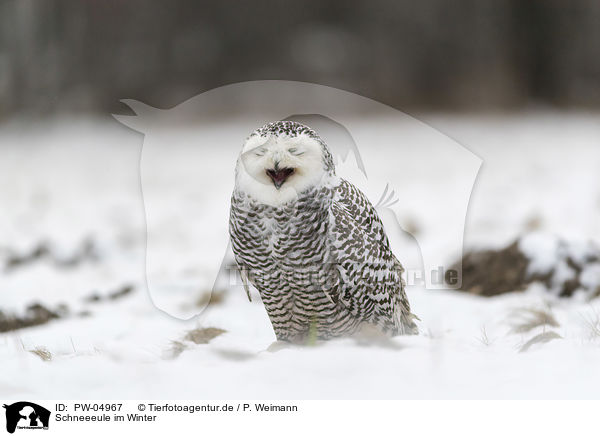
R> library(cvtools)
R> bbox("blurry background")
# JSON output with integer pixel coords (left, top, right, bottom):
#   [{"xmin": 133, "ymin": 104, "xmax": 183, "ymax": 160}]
[{"xmin": 1, "ymin": 0, "xmax": 600, "ymax": 118}]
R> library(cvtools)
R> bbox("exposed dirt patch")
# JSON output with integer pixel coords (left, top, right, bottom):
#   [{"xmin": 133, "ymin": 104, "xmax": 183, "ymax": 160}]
[
  {"xmin": 184, "ymin": 327, "xmax": 226, "ymax": 344},
  {"xmin": 447, "ymin": 236, "xmax": 600, "ymax": 297},
  {"xmin": 83, "ymin": 285, "xmax": 135, "ymax": 304},
  {"xmin": 4, "ymin": 238, "xmax": 98, "ymax": 272},
  {"xmin": 1, "ymin": 284, "xmax": 135, "ymax": 334},
  {"xmin": 0, "ymin": 303, "xmax": 64, "ymax": 333},
  {"xmin": 195, "ymin": 289, "xmax": 227, "ymax": 307},
  {"xmin": 166, "ymin": 327, "xmax": 228, "ymax": 359},
  {"xmin": 448, "ymin": 241, "xmax": 535, "ymax": 296}
]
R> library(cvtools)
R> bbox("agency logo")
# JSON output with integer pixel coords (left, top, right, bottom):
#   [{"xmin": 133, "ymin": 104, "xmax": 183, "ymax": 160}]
[
  {"xmin": 3, "ymin": 402, "xmax": 50, "ymax": 434},
  {"xmin": 114, "ymin": 80, "xmax": 481, "ymax": 319}
]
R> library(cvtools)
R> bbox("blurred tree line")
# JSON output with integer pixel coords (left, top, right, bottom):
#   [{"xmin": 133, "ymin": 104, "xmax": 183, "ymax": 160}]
[{"xmin": 1, "ymin": 0, "xmax": 599, "ymax": 118}]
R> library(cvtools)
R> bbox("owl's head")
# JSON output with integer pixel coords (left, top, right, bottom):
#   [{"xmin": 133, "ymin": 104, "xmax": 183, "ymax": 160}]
[{"xmin": 235, "ymin": 121, "xmax": 336, "ymax": 206}]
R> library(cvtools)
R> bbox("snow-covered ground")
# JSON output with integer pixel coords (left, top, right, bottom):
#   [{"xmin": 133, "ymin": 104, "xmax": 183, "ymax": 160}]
[{"xmin": 1, "ymin": 112, "xmax": 600, "ymax": 399}]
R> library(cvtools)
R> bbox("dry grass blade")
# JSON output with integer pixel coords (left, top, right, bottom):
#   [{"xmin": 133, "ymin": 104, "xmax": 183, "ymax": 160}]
[
  {"xmin": 579, "ymin": 307, "xmax": 600, "ymax": 340},
  {"xmin": 519, "ymin": 331, "xmax": 562, "ymax": 353},
  {"xmin": 29, "ymin": 347, "xmax": 52, "ymax": 361},
  {"xmin": 477, "ymin": 326, "xmax": 493, "ymax": 346},
  {"xmin": 510, "ymin": 307, "xmax": 559, "ymax": 334},
  {"xmin": 167, "ymin": 341, "xmax": 187, "ymax": 359}
]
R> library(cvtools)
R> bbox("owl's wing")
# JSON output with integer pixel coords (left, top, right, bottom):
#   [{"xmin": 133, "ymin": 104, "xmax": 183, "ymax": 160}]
[
  {"xmin": 327, "ymin": 179, "xmax": 417, "ymax": 334},
  {"xmin": 332, "ymin": 179, "xmax": 392, "ymax": 252}
]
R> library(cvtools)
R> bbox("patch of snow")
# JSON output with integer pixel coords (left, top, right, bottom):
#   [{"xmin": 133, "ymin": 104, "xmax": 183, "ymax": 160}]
[
  {"xmin": 519, "ymin": 232, "xmax": 561, "ymax": 276},
  {"xmin": 2, "ymin": 113, "xmax": 600, "ymax": 399},
  {"xmin": 580, "ymin": 263, "xmax": 600, "ymax": 292}
]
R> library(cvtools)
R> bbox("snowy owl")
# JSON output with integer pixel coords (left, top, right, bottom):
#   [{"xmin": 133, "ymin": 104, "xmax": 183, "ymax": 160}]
[{"xmin": 229, "ymin": 121, "xmax": 418, "ymax": 342}]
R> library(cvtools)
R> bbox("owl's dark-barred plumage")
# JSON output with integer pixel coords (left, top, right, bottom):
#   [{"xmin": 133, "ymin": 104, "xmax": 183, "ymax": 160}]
[{"xmin": 229, "ymin": 121, "xmax": 418, "ymax": 342}]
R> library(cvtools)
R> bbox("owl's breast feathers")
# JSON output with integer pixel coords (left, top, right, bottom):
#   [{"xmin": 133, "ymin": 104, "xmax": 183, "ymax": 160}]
[{"xmin": 229, "ymin": 179, "xmax": 417, "ymax": 341}]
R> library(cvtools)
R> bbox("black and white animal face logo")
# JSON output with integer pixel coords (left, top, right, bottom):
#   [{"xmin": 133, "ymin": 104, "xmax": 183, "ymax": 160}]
[{"xmin": 3, "ymin": 402, "xmax": 50, "ymax": 433}]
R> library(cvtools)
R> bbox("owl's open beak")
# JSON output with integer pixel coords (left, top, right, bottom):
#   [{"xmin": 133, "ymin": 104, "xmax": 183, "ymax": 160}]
[{"xmin": 266, "ymin": 167, "xmax": 295, "ymax": 189}]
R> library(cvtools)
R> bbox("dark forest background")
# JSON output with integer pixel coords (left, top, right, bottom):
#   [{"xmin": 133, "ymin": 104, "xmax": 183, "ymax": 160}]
[{"xmin": 1, "ymin": 0, "xmax": 600, "ymax": 118}]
